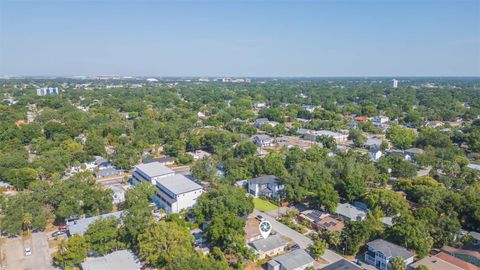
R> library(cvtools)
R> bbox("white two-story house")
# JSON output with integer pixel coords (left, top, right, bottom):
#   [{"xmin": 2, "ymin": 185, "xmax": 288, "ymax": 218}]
[
  {"xmin": 364, "ymin": 239, "xmax": 415, "ymax": 270},
  {"xmin": 248, "ymin": 175, "xmax": 284, "ymax": 198}
]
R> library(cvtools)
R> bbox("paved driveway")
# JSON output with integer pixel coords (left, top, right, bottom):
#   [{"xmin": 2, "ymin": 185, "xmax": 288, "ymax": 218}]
[
  {"xmin": 2, "ymin": 232, "xmax": 54, "ymax": 270},
  {"xmin": 252, "ymin": 209, "xmax": 343, "ymax": 264}
]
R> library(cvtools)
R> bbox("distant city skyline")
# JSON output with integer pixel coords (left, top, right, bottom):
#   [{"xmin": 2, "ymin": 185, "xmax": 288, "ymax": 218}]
[{"xmin": 1, "ymin": 0, "xmax": 479, "ymax": 77}]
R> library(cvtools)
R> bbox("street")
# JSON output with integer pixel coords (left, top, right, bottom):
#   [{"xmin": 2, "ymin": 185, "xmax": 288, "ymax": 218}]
[
  {"xmin": 2, "ymin": 232, "xmax": 54, "ymax": 270},
  {"xmin": 252, "ymin": 209, "xmax": 343, "ymax": 264}
]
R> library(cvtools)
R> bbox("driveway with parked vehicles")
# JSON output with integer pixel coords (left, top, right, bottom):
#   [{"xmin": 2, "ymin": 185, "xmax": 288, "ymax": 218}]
[{"xmin": 1, "ymin": 232, "xmax": 55, "ymax": 270}]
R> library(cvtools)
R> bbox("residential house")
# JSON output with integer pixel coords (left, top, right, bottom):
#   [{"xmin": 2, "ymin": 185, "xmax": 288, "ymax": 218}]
[
  {"xmin": 364, "ymin": 239, "xmax": 415, "ymax": 270},
  {"xmin": 67, "ymin": 211, "xmax": 124, "ymax": 236},
  {"xmin": 349, "ymin": 122, "xmax": 359, "ymax": 129},
  {"xmin": 354, "ymin": 116, "xmax": 369, "ymax": 122},
  {"xmin": 154, "ymin": 174, "xmax": 203, "ymax": 213},
  {"xmin": 299, "ymin": 210, "xmax": 330, "ymax": 228},
  {"xmin": 267, "ymin": 249, "xmax": 315, "ymax": 270},
  {"xmin": 425, "ymin": 120, "xmax": 444, "ymax": 128},
  {"xmin": 372, "ymin": 116, "xmax": 389, "ymax": 124},
  {"xmin": 301, "ymin": 105, "xmax": 318, "ymax": 113},
  {"xmin": 131, "ymin": 162, "xmax": 175, "ymax": 185},
  {"xmin": 249, "ymin": 234, "xmax": 288, "ymax": 259},
  {"xmin": 469, "ymin": 231, "xmax": 480, "ymax": 248},
  {"xmin": 404, "ymin": 148, "xmax": 424, "ymax": 161},
  {"xmin": 253, "ymin": 134, "xmax": 274, "ymax": 147},
  {"xmin": 81, "ymin": 250, "xmax": 141, "ymax": 270},
  {"xmin": 301, "ymin": 129, "xmax": 348, "ymax": 144},
  {"xmin": 254, "ymin": 102, "xmax": 268, "ymax": 109},
  {"xmin": 95, "ymin": 167, "xmax": 121, "ymax": 178},
  {"xmin": 254, "ymin": 118, "xmax": 279, "ymax": 129},
  {"xmin": 320, "ymin": 259, "xmax": 363, "ymax": 270},
  {"xmin": 142, "ymin": 156, "xmax": 175, "ymax": 166},
  {"xmin": 467, "ymin": 164, "xmax": 480, "ymax": 172},
  {"xmin": 411, "ymin": 252, "xmax": 478, "ymax": 270},
  {"xmin": 411, "ymin": 255, "xmax": 462, "ymax": 270},
  {"xmin": 188, "ymin": 150, "xmax": 212, "ymax": 160},
  {"xmin": 369, "ymin": 148, "xmax": 383, "ymax": 162},
  {"xmin": 248, "ymin": 175, "xmax": 284, "ymax": 198},
  {"xmin": 334, "ymin": 203, "xmax": 368, "ymax": 221},
  {"xmin": 316, "ymin": 216, "xmax": 345, "ymax": 232}
]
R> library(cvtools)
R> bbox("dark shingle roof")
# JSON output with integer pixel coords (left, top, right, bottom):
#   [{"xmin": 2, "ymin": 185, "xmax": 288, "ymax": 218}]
[{"xmin": 249, "ymin": 175, "xmax": 283, "ymax": 185}]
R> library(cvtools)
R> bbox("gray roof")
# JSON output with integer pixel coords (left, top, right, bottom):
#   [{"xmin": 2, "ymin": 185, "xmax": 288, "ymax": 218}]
[
  {"xmin": 156, "ymin": 174, "xmax": 203, "ymax": 195},
  {"xmin": 249, "ymin": 175, "xmax": 283, "ymax": 186},
  {"xmin": 320, "ymin": 259, "xmax": 363, "ymax": 270},
  {"xmin": 249, "ymin": 235, "xmax": 287, "ymax": 253},
  {"xmin": 268, "ymin": 249, "xmax": 314, "ymax": 270},
  {"xmin": 253, "ymin": 134, "xmax": 272, "ymax": 141},
  {"xmin": 468, "ymin": 231, "xmax": 480, "ymax": 240},
  {"xmin": 95, "ymin": 167, "xmax": 120, "ymax": 177},
  {"xmin": 367, "ymin": 239, "xmax": 415, "ymax": 259},
  {"xmin": 81, "ymin": 250, "xmax": 140, "ymax": 270},
  {"xmin": 467, "ymin": 164, "xmax": 480, "ymax": 171},
  {"xmin": 134, "ymin": 162, "xmax": 174, "ymax": 178},
  {"xmin": 68, "ymin": 211, "xmax": 123, "ymax": 236},
  {"xmin": 335, "ymin": 203, "xmax": 368, "ymax": 221}
]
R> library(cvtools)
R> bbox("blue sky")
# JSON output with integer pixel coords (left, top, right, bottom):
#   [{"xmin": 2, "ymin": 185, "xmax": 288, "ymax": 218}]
[{"xmin": 1, "ymin": 0, "xmax": 479, "ymax": 76}]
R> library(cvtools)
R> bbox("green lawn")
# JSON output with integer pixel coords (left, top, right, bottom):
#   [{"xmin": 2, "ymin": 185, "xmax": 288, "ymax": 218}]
[{"xmin": 253, "ymin": 197, "xmax": 278, "ymax": 212}]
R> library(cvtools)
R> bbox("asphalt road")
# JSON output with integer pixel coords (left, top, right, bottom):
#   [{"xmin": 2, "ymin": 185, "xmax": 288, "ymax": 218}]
[
  {"xmin": 252, "ymin": 209, "xmax": 343, "ymax": 264},
  {"xmin": 3, "ymin": 232, "xmax": 54, "ymax": 270}
]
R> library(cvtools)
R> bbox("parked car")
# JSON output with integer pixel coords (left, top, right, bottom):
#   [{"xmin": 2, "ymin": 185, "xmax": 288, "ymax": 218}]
[
  {"xmin": 24, "ymin": 247, "xmax": 32, "ymax": 256},
  {"xmin": 290, "ymin": 244, "xmax": 300, "ymax": 250},
  {"xmin": 58, "ymin": 225, "xmax": 68, "ymax": 231},
  {"xmin": 256, "ymin": 215, "xmax": 265, "ymax": 222},
  {"xmin": 51, "ymin": 231, "xmax": 65, "ymax": 237}
]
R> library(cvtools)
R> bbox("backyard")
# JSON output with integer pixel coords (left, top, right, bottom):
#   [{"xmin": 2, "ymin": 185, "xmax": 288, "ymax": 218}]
[{"xmin": 253, "ymin": 197, "xmax": 278, "ymax": 212}]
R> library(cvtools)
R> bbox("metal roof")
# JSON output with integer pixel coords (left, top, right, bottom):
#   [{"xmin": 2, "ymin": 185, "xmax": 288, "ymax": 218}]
[
  {"xmin": 156, "ymin": 174, "xmax": 203, "ymax": 195},
  {"xmin": 134, "ymin": 162, "xmax": 174, "ymax": 178}
]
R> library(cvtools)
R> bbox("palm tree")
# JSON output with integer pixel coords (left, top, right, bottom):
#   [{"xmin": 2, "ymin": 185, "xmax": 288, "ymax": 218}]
[
  {"xmin": 390, "ymin": 256, "xmax": 406, "ymax": 270},
  {"xmin": 22, "ymin": 213, "xmax": 33, "ymax": 234}
]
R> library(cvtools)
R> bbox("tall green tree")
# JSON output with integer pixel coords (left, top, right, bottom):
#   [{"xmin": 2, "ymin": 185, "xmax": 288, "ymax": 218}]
[
  {"xmin": 54, "ymin": 235, "xmax": 89, "ymax": 269},
  {"xmin": 138, "ymin": 221, "xmax": 194, "ymax": 268}
]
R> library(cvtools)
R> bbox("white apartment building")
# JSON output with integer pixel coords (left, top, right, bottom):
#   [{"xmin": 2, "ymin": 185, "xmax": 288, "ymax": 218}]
[
  {"xmin": 132, "ymin": 162, "xmax": 175, "ymax": 185},
  {"xmin": 132, "ymin": 162, "xmax": 203, "ymax": 213},
  {"xmin": 155, "ymin": 174, "xmax": 203, "ymax": 213}
]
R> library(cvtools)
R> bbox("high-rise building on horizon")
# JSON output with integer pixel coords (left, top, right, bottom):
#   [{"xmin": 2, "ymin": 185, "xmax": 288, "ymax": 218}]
[
  {"xmin": 37, "ymin": 87, "xmax": 59, "ymax": 96},
  {"xmin": 392, "ymin": 79, "xmax": 398, "ymax": 88}
]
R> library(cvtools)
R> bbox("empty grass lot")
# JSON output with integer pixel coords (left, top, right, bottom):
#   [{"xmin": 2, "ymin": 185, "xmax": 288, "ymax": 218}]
[{"xmin": 253, "ymin": 197, "xmax": 278, "ymax": 212}]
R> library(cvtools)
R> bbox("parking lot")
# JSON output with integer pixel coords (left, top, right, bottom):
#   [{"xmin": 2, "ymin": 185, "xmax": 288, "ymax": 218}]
[{"xmin": 1, "ymin": 232, "xmax": 55, "ymax": 270}]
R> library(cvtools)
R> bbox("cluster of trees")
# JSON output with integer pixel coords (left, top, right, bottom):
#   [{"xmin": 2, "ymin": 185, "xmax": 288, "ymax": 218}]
[
  {"xmin": 1, "ymin": 78, "xmax": 479, "ymax": 267},
  {"xmin": 52, "ymin": 183, "xmax": 234, "ymax": 269},
  {"xmin": 1, "ymin": 173, "xmax": 113, "ymax": 235},
  {"xmin": 194, "ymin": 186, "xmax": 255, "ymax": 265}
]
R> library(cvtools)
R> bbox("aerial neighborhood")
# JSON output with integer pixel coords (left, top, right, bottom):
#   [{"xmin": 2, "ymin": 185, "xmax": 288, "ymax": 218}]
[{"xmin": 0, "ymin": 77, "xmax": 479, "ymax": 270}]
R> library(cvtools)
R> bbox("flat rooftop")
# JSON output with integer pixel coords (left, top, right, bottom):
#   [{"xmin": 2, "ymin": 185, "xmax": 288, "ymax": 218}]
[
  {"xmin": 156, "ymin": 174, "xmax": 203, "ymax": 195},
  {"xmin": 134, "ymin": 162, "xmax": 174, "ymax": 177}
]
